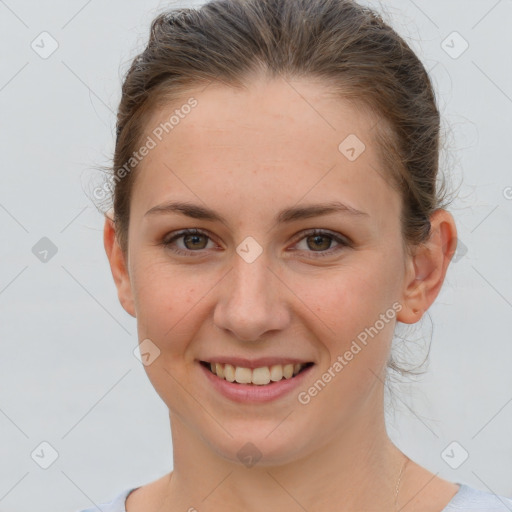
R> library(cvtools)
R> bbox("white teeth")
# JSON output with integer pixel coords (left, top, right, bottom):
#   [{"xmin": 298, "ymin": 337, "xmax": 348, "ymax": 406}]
[
  {"xmin": 252, "ymin": 367, "xmax": 271, "ymax": 385},
  {"xmin": 215, "ymin": 363, "xmax": 225, "ymax": 379},
  {"xmin": 224, "ymin": 363, "xmax": 235, "ymax": 382},
  {"xmin": 283, "ymin": 363, "xmax": 294, "ymax": 379},
  {"xmin": 234, "ymin": 366, "xmax": 252, "ymax": 384},
  {"xmin": 269, "ymin": 364, "xmax": 283, "ymax": 381},
  {"xmin": 206, "ymin": 361, "xmax": 309, "ymax": 385}
]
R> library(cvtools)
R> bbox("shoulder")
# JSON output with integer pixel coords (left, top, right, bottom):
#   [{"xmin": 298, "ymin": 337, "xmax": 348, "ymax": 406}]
[
  {"xmin": 75, "ymin": 487, "xmax": 139, "ymax": 512},
  {"xmin": 76, "ymin": 473, "xmax": 171, "ymax": 512},
  {"xmin": 443, "ymin": 483, "xmax": 512, "ymax": 511}
]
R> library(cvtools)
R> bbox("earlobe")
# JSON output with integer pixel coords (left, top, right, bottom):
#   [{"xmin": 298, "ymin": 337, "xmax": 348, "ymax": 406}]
[
  {"xmin": 103, "ymin": 214, "xmax": 136, "ymax": 318},
  {"xmin": 397, "ymin": 209, "xmax": 458, "ymax": 324}
]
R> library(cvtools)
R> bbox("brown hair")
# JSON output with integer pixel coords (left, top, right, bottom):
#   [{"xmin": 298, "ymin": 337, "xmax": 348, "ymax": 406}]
[{"xmin": 95, "ymin": 0, "xmax": 456, "ymax": 375}]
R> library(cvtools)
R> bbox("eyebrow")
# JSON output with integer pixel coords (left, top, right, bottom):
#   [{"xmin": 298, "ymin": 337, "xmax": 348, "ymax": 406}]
[{"xmin": 144, "ymin": 200, "xmax": 369, "ymax": 224}]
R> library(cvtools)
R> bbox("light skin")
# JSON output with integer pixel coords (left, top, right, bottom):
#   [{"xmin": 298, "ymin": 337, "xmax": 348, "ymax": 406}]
[{"xmin": 104, "ymin": 75, "xmax": 459, "ymax": 511}]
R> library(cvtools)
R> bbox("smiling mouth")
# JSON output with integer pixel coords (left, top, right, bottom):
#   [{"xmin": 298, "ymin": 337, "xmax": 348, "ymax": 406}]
[{"xmin": 200, "ymin": 360, "xmax": 314, "ymax": 385}]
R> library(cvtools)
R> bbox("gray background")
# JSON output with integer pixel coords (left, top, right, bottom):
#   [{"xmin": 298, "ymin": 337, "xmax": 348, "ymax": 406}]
[{"xmin": 0, "ymin": 1, "xmax": 511, "ymax": 511}]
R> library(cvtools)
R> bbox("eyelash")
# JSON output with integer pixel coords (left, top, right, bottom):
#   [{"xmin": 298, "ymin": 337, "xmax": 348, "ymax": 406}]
[{"xmin": 161, "ymin": 228, "xmax": 351, "ymax": 258}]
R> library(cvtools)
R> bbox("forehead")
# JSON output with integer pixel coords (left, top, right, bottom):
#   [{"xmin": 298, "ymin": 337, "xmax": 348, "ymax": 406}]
[
  {"xmin": 144, "ymin": 76, "xmax": 377, "ymax": 158},
  {"xmin": 131, "ymin": 76, "xmax": 399, "ymax": 225}
]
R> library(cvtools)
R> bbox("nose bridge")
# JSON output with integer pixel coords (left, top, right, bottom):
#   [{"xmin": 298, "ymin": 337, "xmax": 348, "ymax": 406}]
[
  {"xmin": 213, "ymin": 245, "xmax": 290, "ymax": 341},
  {"xmin": 232, "ymin": 247, "xmax": 272, "ymax": 301}
]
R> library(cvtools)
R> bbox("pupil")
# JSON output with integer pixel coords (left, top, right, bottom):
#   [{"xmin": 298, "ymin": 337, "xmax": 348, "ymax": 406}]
[
  {"xmin": 186, "ymin": 234, "xmax": 205, "ymax": 249},
  {"xmin": 309, "ymin": 235, "xmax": 329, "ymax": 251}
]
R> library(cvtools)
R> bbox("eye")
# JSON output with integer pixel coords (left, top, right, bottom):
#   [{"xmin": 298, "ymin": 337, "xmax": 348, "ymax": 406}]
[
  {"xmin": 161, "ymin": 228, "xmax": 350, "ymax": 258},
  {"xmin": 290, "ymin": 229, "xmax": 350, "ymax": 258},
  {"xmin": 162, "ymin": 228, "xmax": 217, "ymax": 256}
]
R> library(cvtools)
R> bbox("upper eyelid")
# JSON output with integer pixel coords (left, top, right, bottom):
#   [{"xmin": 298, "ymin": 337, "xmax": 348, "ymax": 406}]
[
  {"xmin": 291, "ymin": 228, "xmax": 349, "ymax": 243},
  {"xmin": 165, "ymin": 228, "xmax": 217, "ymax": 244}
]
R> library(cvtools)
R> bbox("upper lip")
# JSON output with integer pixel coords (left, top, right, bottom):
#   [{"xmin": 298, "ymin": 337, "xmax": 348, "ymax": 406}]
[{"xmin": 198, "ymin": 357, "xmax": 314, "ymax": 369}]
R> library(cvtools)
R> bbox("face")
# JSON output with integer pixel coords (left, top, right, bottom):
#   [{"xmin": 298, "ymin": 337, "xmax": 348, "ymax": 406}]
[{"xmin": 109, "ymin": 76, "xmax": 419, "ymax": 465}]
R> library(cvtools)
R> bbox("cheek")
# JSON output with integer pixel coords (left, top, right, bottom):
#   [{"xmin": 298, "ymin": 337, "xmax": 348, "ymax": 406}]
[
  {"xmin": 293, "ymin": 262, "xmax": 395, "ymax": 333},
  {"xmin": 130, "ymin": 260, "xmax": 199, "ymax": 348},
  {"xmin": 130, "ymin": 264, "xmax": 203, "ymax": 407},
  {"xmin": 289, "ymin": 259, "xmax": 400, "ymax": 388}
]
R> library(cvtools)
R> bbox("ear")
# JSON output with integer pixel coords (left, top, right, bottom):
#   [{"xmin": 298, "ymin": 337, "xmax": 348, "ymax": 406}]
[
  {"xmin": 103, "ymin": 213, "xmax": 136, "ymax": 317},
  {"xmin": 396, "ymin": 209, "xmax": 458, "ymax": 324}
]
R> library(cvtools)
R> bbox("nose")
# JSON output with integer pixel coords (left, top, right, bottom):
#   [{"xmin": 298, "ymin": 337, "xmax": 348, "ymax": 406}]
[{"xmin": 213, "ymin": 250, "xmax": 291, "ymax": 342}]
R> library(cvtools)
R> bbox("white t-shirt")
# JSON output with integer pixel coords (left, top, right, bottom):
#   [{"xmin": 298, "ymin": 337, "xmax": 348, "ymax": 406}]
[{"xmin": 75, "ymin": 483, "xmax": 512, "ymax": 512}]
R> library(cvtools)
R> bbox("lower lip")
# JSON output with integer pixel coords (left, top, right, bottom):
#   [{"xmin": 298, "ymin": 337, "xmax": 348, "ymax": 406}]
[{"xmin": 198, "ymin": 362, "xmax": 314, "ymax": 403}]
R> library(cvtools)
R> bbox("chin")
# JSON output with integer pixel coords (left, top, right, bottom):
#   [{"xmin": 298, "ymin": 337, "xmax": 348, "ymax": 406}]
[{"xmin": 204, "ymin": 425, "xmax": 315, "ymax": 468}]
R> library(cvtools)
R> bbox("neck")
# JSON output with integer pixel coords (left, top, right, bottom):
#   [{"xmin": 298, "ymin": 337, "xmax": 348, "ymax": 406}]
[{"xmin": 160, "ymin": 385, "xmax": 406, "ymax": 511}]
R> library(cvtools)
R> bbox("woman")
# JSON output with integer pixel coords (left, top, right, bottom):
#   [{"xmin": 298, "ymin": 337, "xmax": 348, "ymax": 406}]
[{"xmin": 80, "ymin": 0, "xmax": 512, "ymax": 510}]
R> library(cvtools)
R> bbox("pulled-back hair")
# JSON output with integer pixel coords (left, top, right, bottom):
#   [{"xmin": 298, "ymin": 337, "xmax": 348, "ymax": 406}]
[{"xmin": 96, "ymin": 0, "xmax": 456, "ymax": 376}]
